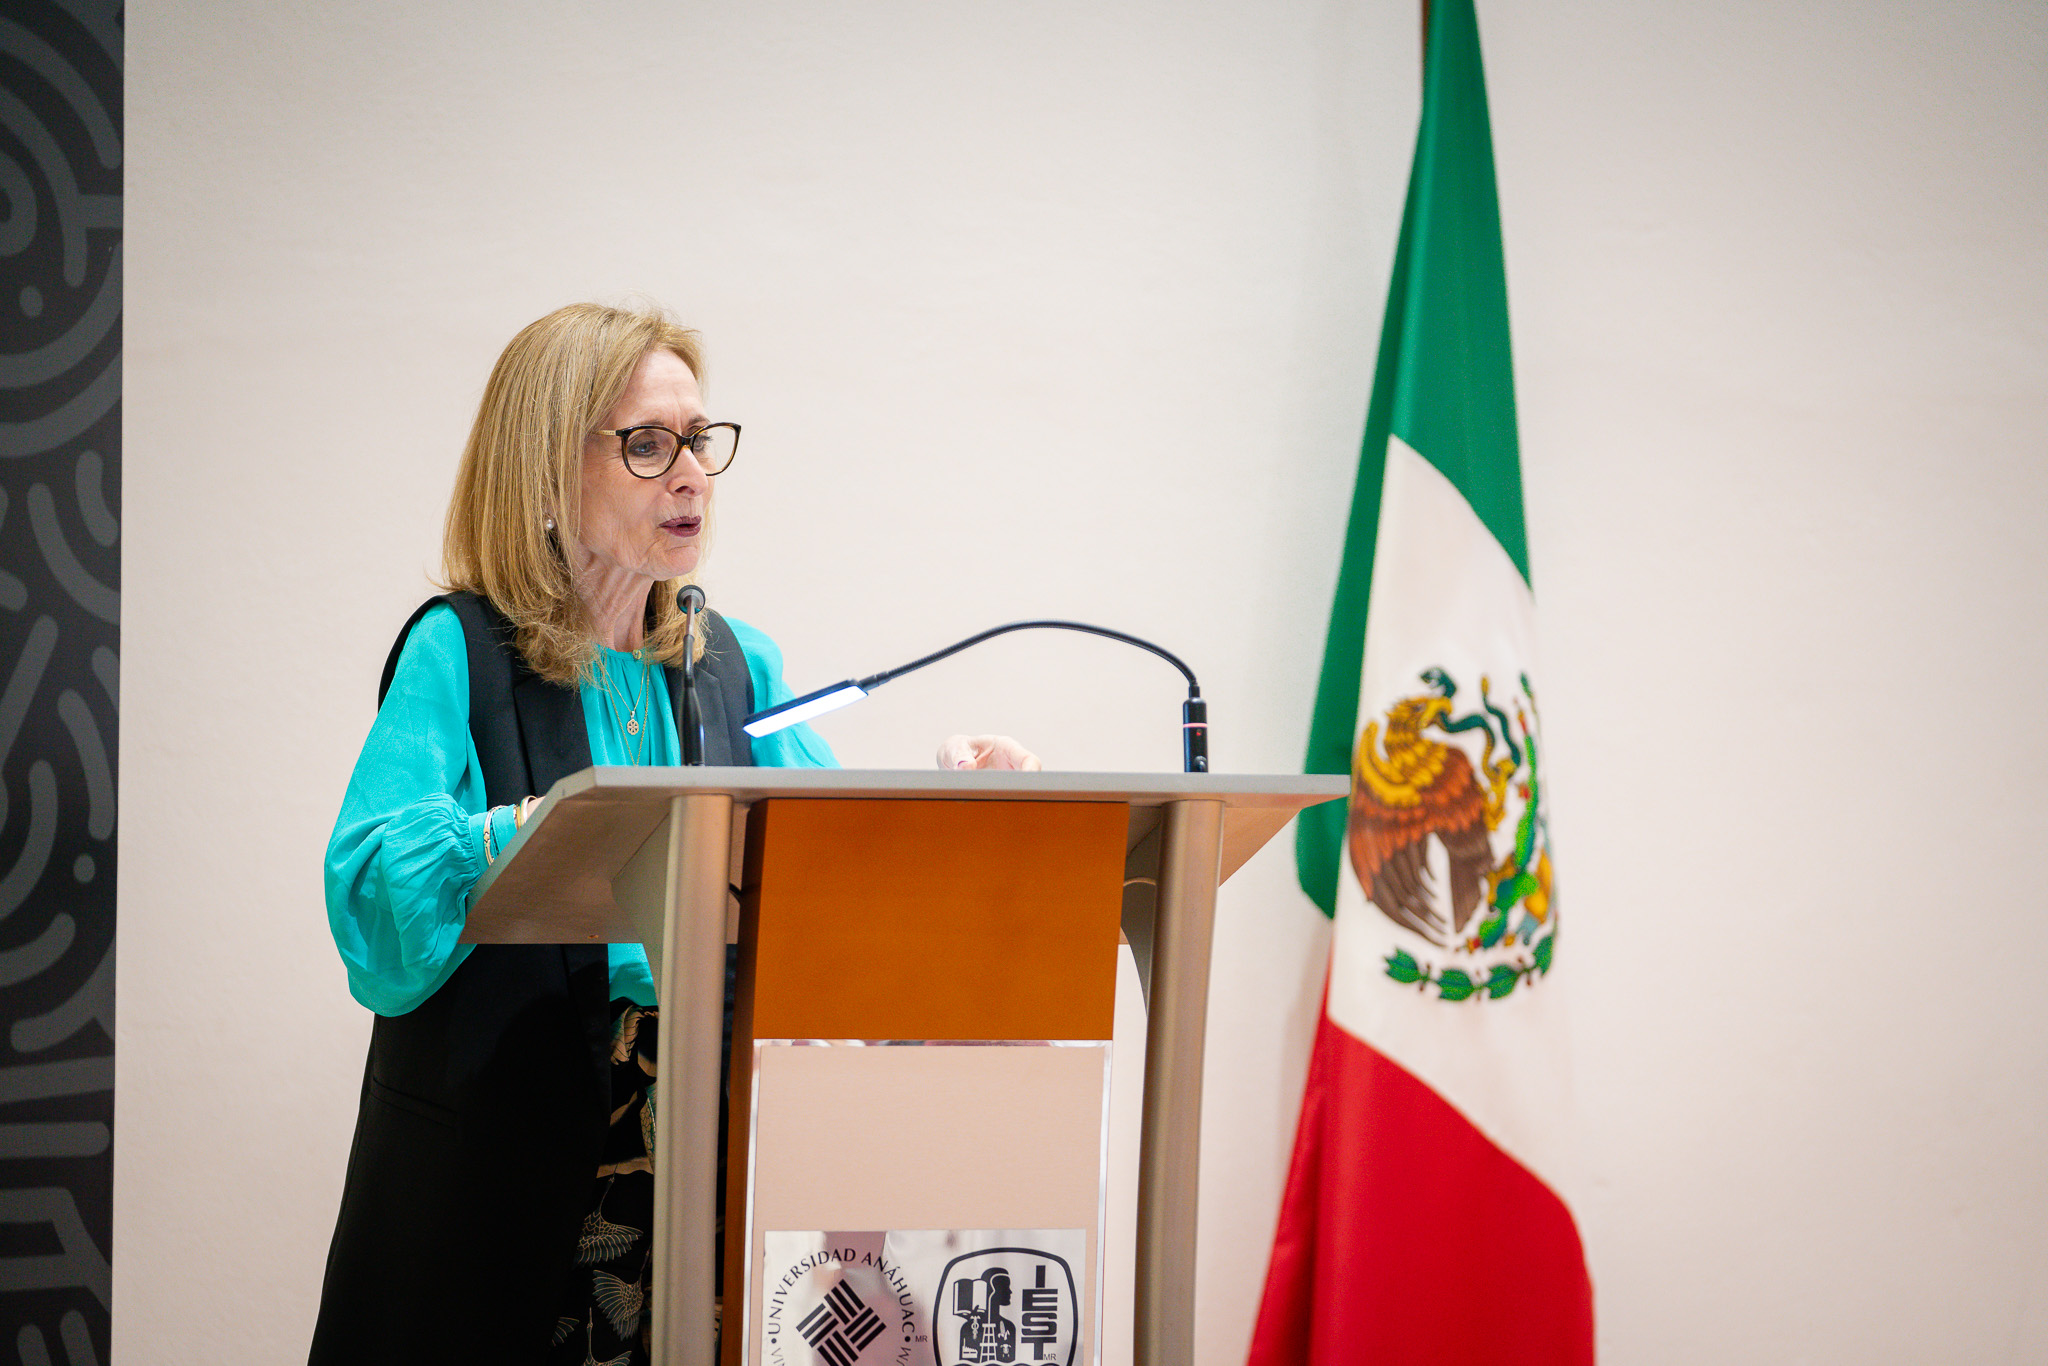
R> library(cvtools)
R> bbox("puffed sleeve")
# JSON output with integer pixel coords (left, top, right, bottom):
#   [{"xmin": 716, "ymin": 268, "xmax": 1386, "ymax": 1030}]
[
  {"xmin": 723, "ymin": 616, "xmax": 842, "ymax": 770},
  {"xmin": 324, "ymin": 604, "xmax": 513, "ymax": 1015}
]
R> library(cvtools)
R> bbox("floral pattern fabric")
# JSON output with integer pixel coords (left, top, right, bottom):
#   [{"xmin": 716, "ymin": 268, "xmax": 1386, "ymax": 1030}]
[{"xmin": 551, "ymin": 1001, "xmax": 661, "ymax": 1366}]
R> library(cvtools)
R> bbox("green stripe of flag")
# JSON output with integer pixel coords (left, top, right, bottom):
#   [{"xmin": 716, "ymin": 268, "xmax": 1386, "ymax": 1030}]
[{"xmin": 1297, "ymin": 0, "xmax": 1529, "ymax": 915}]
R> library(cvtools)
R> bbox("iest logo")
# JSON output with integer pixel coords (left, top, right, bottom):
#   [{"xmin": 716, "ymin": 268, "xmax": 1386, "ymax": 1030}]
[
  {"xmin": 934, "ymin": 1247, "xmax": 1078, "ymax": 1366},
  {"xmin": 1350, "ymin": 667, "xmax": 1558, "ymax": 1002}
]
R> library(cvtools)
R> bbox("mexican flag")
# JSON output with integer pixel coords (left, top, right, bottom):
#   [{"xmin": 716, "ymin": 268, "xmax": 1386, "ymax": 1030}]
[{"xmin": 1249, "ymin": 1, "xmax": 1594, "ymax": 1361}]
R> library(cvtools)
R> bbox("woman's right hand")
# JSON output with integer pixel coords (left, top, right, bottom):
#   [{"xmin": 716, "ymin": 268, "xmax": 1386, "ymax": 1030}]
[{"xmin": 937, "ymin": 735, "xmax": 1042, "ymax": 771}]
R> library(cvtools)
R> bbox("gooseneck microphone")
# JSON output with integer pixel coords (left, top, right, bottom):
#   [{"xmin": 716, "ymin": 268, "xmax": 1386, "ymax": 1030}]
[
  {"xmin": 677, "ymin": 584, "xmax": 707, "ymax": 765},
  {"xmin": 742, "ymin": 619, "xmax": 1209, "ymax": 773}
]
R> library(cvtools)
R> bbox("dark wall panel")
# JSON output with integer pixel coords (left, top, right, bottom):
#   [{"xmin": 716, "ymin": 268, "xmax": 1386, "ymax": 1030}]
[{"xmin": 0, "ymin": 1, "xmax": 121, "ymax": 1361}]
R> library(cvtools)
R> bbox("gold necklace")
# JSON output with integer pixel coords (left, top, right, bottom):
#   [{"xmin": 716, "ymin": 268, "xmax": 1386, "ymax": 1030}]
[{"xmin": 597, "ymin": 653, "xmax": 654, "ymax": 764}]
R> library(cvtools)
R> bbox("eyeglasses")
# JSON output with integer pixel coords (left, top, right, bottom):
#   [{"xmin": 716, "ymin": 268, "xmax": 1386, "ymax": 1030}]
[{"xmin": 594, "ymin": 422, "xmax": 742, "ymax": 479}]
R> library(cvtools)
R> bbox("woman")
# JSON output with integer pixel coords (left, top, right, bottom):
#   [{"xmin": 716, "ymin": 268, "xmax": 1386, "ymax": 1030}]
[{"xmin": 311, "ymin": 303, "xmax": 1033, "ymax": 1366}]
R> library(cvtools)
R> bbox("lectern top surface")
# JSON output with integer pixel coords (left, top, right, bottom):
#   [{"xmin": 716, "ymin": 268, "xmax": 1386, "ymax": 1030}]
[
  {"xmin": 467, "ymin": 767, "xmax": 1345, "ymax": 945},
  {"xmin": 544, "ymin": 765, "xmax": 1345, "ymax": 806}
]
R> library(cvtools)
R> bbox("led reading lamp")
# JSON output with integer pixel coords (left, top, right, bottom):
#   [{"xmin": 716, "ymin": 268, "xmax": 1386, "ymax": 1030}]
[{"xmin": 741, "ymin": 619, "xmax": 1209, "ymax": 773}]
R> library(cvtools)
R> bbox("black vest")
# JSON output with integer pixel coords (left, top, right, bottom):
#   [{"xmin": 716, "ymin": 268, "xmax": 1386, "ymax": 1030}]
[{"xmin": 310, "ymin": 593, "xmax": 755, "ymax": 1366}]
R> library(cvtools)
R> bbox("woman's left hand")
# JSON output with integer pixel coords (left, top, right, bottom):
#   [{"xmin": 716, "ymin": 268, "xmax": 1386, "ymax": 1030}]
[{"xmin": 938, "ymin": 735, "xmax": 1042, "ymax": 771}]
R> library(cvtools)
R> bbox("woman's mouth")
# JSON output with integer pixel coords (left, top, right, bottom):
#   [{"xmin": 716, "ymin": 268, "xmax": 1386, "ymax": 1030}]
[{"xmin": 662, "ymin": 516, "xmax": 702, "ymax": 539}]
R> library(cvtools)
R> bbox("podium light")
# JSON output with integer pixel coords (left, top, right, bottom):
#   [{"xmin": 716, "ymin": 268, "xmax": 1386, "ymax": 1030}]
[
  {"xmin": 741, "ymin": 619, "xmax": 1209, "ymax": 772},
  {"xmin": 741, "ymin": 680, "xmax": 869, "ymax": 736}
]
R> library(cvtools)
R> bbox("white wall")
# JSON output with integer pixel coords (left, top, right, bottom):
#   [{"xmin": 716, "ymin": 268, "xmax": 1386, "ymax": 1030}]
[
  {"xmin": 118, "ymin": 2, "xmax": 2048, "ymax": 1362},
  {"xmin": 1487, "ymin": 4, "xmax": 2048, "ymax": 1358}
]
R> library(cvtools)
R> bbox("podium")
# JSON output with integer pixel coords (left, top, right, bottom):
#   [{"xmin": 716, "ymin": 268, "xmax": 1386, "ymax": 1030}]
[{"xmin": 468, "ymin": 768, "xmax": 1344, "ymax": 1366}]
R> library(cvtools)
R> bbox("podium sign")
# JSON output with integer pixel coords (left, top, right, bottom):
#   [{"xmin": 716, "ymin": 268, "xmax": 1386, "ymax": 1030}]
[
  {"xmin": 759, "ymin": 1228, "xmax": 1089, "ymax": 1366},
  {"xmin": 467, "ymin": 768, "xmax": 1345, "ymax": 1366}
]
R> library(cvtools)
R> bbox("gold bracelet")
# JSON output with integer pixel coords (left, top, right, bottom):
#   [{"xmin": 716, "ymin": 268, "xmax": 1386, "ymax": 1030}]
[{"xmin": 483, "ymin": 808, "xmax": 498, "ymax": 865}]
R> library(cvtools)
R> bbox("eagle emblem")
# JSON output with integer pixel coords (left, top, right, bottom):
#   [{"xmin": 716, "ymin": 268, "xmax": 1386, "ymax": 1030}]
[{"xmin": 1349, "ymin": 668, "xmax": 1557, "ymax": 1001}]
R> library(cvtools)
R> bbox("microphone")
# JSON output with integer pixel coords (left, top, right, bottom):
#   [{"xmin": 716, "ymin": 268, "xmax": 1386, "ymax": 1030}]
[
  {"xmin": 677, "ymin": 584, "xmax": 707, "ymax": 765},
  {"xmin": 742, "ymin": 619, "xmax": 1210, "ymax": 773}
]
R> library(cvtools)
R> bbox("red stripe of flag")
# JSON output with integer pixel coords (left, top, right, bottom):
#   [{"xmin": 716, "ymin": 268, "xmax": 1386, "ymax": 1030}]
[{"xmin": 1249, "ymin": 1009, "xmax": 1594, "ymax": 1365}]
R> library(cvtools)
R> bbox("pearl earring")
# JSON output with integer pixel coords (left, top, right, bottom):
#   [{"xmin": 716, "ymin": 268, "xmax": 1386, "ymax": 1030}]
[{"xmin": 544, "ymin": 516, "xmax": 556, "ymax": 533}]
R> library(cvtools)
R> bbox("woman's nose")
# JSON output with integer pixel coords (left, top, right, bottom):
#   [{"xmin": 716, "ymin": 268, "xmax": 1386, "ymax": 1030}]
[{"xmin": 669, "ymin": 450, "xmax": 709, "ymax": 493}]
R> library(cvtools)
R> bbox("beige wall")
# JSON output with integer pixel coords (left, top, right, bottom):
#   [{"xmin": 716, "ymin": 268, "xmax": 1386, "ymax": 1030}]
[{"xmin": 119, "ymin": 1, "xmax": 2048, "ymax": 1362}]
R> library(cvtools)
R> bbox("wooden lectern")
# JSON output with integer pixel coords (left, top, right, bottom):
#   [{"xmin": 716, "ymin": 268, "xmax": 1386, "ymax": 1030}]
[{"xmin": 469, "ymin": 768, "xmax": 1344, "ymax": 1366}]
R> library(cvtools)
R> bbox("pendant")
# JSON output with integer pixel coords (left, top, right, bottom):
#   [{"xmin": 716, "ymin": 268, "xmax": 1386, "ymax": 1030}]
[{"xmin": 627, "ymin": 713, "xmax": 640, "ymax": 736}]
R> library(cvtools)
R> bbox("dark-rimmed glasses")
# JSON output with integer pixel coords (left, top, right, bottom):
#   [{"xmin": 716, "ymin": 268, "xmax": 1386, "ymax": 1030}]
[{"xmin": 594, "ymin": 422, "xmax": 741, "ymax": 479}]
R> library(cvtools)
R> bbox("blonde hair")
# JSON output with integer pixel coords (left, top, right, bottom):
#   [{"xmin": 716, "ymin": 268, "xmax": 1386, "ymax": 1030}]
[{"xmin": 441, "ymin": 302, "xmax": 709, "ymax": 687}]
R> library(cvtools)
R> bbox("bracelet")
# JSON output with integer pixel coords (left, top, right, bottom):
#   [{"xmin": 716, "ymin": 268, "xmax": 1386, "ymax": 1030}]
[
  {"xmin": 483, "ymin": 807, "xmax": 499, "ymax": 865},
  {"xmin": 515, "ymin": 795, "xmax": 539, "ymax": 829}
]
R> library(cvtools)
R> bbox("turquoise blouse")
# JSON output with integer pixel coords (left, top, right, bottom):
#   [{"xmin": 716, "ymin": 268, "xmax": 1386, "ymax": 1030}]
[{"xmin": 325, "ymin": 604, "xmax": 838, "ymax": 1017}]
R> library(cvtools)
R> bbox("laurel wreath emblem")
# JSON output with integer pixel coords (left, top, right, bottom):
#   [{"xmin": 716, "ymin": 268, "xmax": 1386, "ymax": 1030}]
[{"xmin": 1384, "ymin": 925, "xmax": 1555, "ymax": 1001}]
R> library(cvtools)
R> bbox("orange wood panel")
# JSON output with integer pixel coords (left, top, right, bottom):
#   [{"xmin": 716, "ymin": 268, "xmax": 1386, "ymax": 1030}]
[{"xmin": 744, "ymin": 798, "xmax": 1126, "ymax": 1042}]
